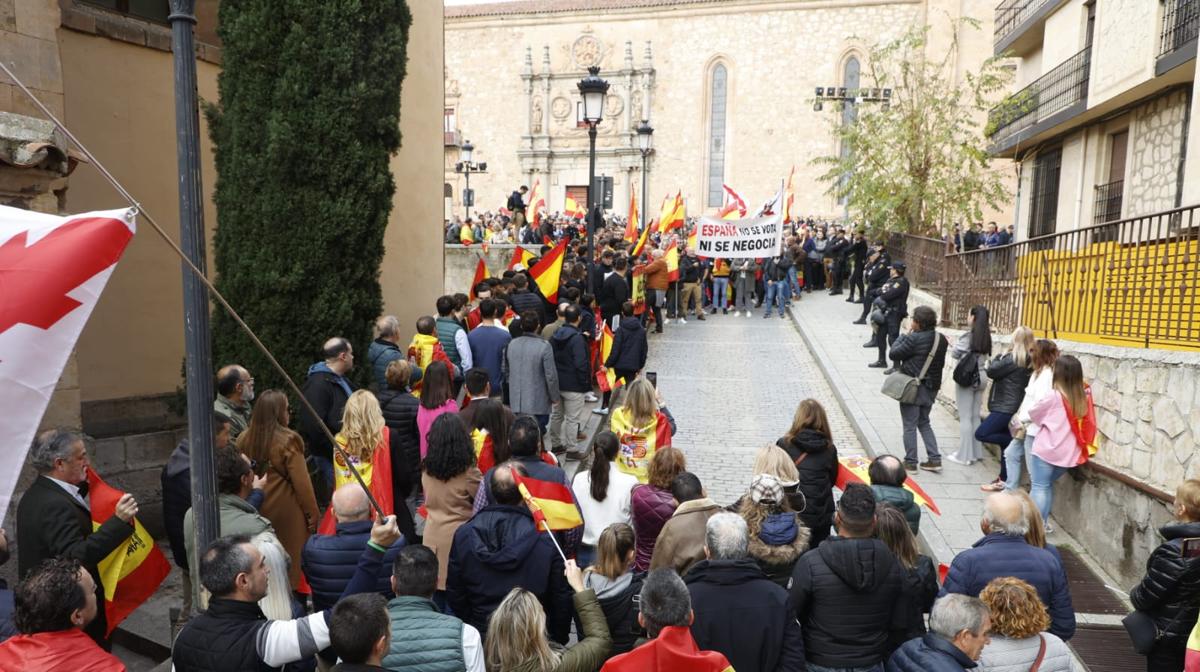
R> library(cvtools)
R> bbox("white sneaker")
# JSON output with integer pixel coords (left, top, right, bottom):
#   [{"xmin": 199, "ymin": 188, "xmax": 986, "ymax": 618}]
[
  {"xmin": 591, "ymin": 407, "xmax": 609, "ymax": 415},
  {"xmin": 944, "ymin": 453, "xmax": 973, "ymax": 466},
  {"xmin": 746, "ymin": 311, "xmax": 753, "ymax": 318},
  {"xmin": 679, "ymin": 317, "xmax": 687, "ymax": 324},
  {"xmin": 584, "ymin": 392, "xmax": 598, "ymax": 403},
  {"xmin": 663, "ymin": 318, "xmax": 671, "ymax": 325}
]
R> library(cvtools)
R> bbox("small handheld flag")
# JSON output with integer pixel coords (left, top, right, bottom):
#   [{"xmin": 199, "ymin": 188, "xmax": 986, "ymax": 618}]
[{"xmin": 512, "ymin": 471, "xmax": 581, "ymax": 564}]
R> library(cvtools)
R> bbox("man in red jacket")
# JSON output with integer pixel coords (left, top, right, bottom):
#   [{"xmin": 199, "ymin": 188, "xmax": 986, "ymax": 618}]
[
  {"xmin": 601, "ymin": 569, "xmax": 733, "ymax": 672},
  {"xmin": 0, "ymin": 557, "xmax": 124, "ymax": 671}
]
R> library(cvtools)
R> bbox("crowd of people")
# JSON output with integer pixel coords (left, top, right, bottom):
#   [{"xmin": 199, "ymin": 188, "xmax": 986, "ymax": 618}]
[{"xmin": 0, "ymin": 198, "xmax": 1196, "ymax": 672}]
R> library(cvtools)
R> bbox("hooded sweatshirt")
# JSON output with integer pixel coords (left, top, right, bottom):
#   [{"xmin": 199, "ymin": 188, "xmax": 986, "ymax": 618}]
[
  {"xmin": 789, "ymin": 536, "xmax": 905, "ymax": 668},
  {"xmin": 777, "ymin": 430, "xmax": 840, "ymax": 545},
  {"xmin": 584, "ymin": 570, "xmax": 644, "ymax": 655},
  {"xmin": 446, "ymin": 505, "xmax": 573, "ymax": 643}
]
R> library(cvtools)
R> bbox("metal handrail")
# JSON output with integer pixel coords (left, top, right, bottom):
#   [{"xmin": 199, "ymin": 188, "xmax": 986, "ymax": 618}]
[
  {"xmin": 1160, "ymin": 0, "xmax": 1200, "ymax": 58},
  {"xmin": 987, "ymin": 47, "xmax": 1091, "ymax": 144},
  {"xmin": 994, "ymin": 0, "xmax": 1055, "ymax": 44},
  {"xmin": 1093, "ymin": 179, "xmax": 1124, "ymax": 226}
]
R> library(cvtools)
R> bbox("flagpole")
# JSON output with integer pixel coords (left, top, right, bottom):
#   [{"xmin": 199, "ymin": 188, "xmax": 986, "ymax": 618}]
[{"xmin": 0, "ymin": 56, "xmax": 387, "ymax": 523}]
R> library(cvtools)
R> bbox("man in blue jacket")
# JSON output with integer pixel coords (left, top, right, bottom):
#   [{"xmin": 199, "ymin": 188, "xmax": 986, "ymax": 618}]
[
  {"xmin": 887, "ymin": 594, "xmax": 991, "ymax": 672},
  {"xmin": 549, "ymin": 304, "xmax": 591, "ymax": 458},
  {"xmin": 941, "ymin": 492, "xmax": 1075, "ymax": 640}
]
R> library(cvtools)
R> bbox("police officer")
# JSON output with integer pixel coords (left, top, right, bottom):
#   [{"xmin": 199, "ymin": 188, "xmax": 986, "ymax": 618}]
[
  {"xmin": 868, "ymin": 260, "xmax": 910, "ymax": 370},
  {"xmin": 854, "ymin": 243, "xmax": 891, "ymax": 326},
  {"xmin": 826, "ymin": 227, "xmax": 851, "ymax": 296}
]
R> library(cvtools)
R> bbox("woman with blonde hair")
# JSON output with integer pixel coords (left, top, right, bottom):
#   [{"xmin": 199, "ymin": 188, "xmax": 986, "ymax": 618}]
[
  {"xmin": 980, "ymin": 326, "xmax": 1036, "ymax": 492},
  {"xmin": 977, "ymin": 577, "xmax": 1074, "ymax": 671},
  {"xmin": 751, "ymin": 444, "xmax": 806, "ymax": 513},
  {"xmin": 583, "ymin": 523, "xmax": 643, "ymax": 655},
  {"xmin": 317, "ymin": 390, "xmax": 394, "ymax": 534},
  {"xmin": 776, "ymin": 398, "xmax": 839, "ymax": 546},
  {"xmin": 237, "ymin": 390, "xmax": 319, "ymax": 589},
  {"xmin": 737, "ymin": 474, "xmax": 810, "ymax": 587},
  {"xmin": 609, "ymin": 377, "xmax": 676, "ymax": 483},
  {"xmin": 1004, "ymin": 338, "xmax": 1059, "ymax": 492},
  {"xmin": 1130, "ymin": 479, "xmax": 1200, "ymax": 672},
  {"xmin": 484, "ymin": 561, "xmax": 612, "ymax": 672}
]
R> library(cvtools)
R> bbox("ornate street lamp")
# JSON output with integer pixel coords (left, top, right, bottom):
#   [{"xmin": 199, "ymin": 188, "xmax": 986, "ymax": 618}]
[
  {"xmin": 454, "ymin": 139, "xmax": 486, "ymax": 220},
  {"xmin": 636, "ymin": 120, "xmax": 654, "ymax": 229},
  {"xmin": 577, "ymin": 66, "xmax": 609, "ymax": 294}
]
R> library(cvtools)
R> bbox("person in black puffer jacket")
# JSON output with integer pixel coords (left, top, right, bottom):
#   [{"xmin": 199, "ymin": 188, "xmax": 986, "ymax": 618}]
[
  {"xmin": 375, "ymin": 359, "xmax": 421, "ymax": 543},
  {"xmin": 977, "ymin": 326, "xmax": 1035, "ymax": 492},
  {"xmin": 876, "ymin": 503, "xmax": 939, "ymax": 648},
  {"xmin": 1130, "ymin": 480, "xmax": 1200, "ymax": 672},
  {"xmin": 582, "ymin": 523, "xmax": 645, "ymax": 655},
  {"xmin": 790, "ymin": 484, "xmax": 906, "ymax": 669},
  {"xmin": 887, "ymin": 306, "xmax": 948, "ymax": 473},
  {"xmin": 776, "ymin": 398, "xmax": 840, "ymax": 547}
]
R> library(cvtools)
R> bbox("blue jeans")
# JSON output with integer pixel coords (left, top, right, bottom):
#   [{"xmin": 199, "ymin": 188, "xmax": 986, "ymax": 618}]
[
  {"xmin": 806, "ymin": 663, "xmax": 883, "ymax": 672},
  {"xmin": 713, "ymin": 277, "xmax": 730, "ymax": 309},
  {"xmin": 764, "ymin": 281, "xmax": 789, "ymax": 315},
  {"xmin": 1029, "ymin": 453, "xmax": 1068, "ymax": 522},
  {"xmin": 787, "ymin": 265, "xmax": 801, "ymax": 297},
  {"xmin": 1003, "ymin": 434, "xmax": 1034, "ymax": 490}
]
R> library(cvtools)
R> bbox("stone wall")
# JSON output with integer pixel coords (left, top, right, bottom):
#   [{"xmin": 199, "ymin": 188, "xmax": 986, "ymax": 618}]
[
  {"xmin": 908, "ymin": 286, "xmax": 1200, "ymax": 587},
  {"xmin": 1126, "ymin": 89, "xmax": 1189, "ymax": 218},
  {"xmin": 445, "ymin": 244, "xmax": 524, "ymax": 297}
]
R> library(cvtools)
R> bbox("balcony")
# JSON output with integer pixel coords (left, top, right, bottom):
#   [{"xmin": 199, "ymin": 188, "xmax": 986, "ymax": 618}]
[
  {"xmin": 444, "ymin": 129, "xmax": 463, "ymax": 147},
  {"xmin": 1158, "ymin": 0, "xmax": 1200, "ymax": 76},
  {"xmin": 1093, "ymin": 179, "xmax": 1124, "ymax": 226},
  {"xmin": 993, "ymin": 0, "xmax": 1070, "ymax": 56},
  {"xmin": 986, "ymin": 47, "xmax": 1091, "ymax": 154}
]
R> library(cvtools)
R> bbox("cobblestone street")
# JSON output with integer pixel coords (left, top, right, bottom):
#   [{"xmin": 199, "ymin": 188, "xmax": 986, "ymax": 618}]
[{"xmin": 639, "ymin": 310, "xmax": 862, "ymax": 506}]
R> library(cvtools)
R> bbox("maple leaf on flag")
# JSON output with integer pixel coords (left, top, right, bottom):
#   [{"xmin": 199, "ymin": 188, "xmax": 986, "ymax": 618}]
[{"xmin": 0, "ymin": 216, "xmax": 134, "ymax": 335}]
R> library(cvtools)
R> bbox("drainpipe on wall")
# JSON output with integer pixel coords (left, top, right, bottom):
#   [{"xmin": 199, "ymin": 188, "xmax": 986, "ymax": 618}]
[
  {"xmin": 1175, "ymin": 89, "xmax": 1192, "ymax": 209},
  {"xmin": 1073, "ymin": 130, "xmax": 1089, "ymax": 231}
]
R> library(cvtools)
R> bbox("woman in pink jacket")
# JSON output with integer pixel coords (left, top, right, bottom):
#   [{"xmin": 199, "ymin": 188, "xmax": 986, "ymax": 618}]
[{"xmin": 1028, "ymin": 354, "xmax": 1096, "ymax": 525}]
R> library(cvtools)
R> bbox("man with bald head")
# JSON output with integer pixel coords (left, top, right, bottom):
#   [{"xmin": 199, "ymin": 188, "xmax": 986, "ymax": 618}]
[
  {"xmin": 214, "ymin": 364, "xmax": 253, "ymax": 440},
  {"xmin": 447, "ymin": 463, "xmax": 573, "ymax": 643},
  {"xmin": 302, "ymin": 484, "xmax": 407, "ymax": 612},
  {"xmin": 299, "ymin": 336, "xmax": 356, "ymax": 505},
  {"xmin": 941, "ymin": 491, "xmax": 1075, "ymax": 639},
  {"xmin": 368, "ymin": 315, "xmax": 405, "ymax": 391}
]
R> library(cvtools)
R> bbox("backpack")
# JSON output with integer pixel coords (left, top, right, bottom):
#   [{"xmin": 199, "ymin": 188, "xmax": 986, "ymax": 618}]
[{"xmin": 952, "ymin": 352, "xmax": 981, "ymax": 388}]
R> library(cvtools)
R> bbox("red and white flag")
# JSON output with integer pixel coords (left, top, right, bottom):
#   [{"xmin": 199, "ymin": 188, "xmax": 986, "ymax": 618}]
[{"xmin": 0, "ymin": 206, "xmax": 136, "ymax": 522}]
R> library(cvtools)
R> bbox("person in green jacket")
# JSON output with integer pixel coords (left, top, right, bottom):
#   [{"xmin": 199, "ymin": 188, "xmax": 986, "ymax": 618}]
[
  {"xmin": 869, "ymin": 455, "xmax": 921, "ymax": 536},
  {"xmin": 484, "ymin": 559, "xmax": 612, "ymax": 672}
]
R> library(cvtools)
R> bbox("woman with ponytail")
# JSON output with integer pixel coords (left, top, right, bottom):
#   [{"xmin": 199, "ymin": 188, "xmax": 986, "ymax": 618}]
[
  {"xmin": 583, "ymin": 523, "xmax": 643, "ymax": 656},
  {"xmin": 571, "ymin": 431, "xmax": 638, "ymax": 568}
]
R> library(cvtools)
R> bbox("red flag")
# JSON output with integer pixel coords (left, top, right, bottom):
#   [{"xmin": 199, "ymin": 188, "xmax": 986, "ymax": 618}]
[
  {"xmin": 509, "ymin": 245, "xmax": 536, "ymax": 270},
  {"xmin": 318, "ymin": 428, "xmax": 395, "ymax": 534},
  {"xmin": 469, "ymin": 257, "xmax": 490, "ymax": 301},
  {"xmin": 0, "ymin": 206, "xmax": 135, "ymax": 520},
  {"xmin": 835, "ymin": 455, "xmax": 940, "ymax": 515},
  {"xmin": 87, "ymin": 469, "xmax": 171, "ymax": 635},
  {"xmin": 542, "ymin": 234, "xmax": 553, "ymax": 246}
]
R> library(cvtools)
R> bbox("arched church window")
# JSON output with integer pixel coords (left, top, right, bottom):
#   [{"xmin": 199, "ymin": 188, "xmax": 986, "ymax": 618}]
[{"xmin": 706, "ymin": 63, "xmax": 728, "ymax": 208}]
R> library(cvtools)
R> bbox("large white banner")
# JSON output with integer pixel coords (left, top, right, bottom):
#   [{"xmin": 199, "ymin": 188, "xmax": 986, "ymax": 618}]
[
  {"xmin": 695, "ymin": 213, "xmax": 783, "ymax": 258},
  {"xmin": 0, "ymin": 206, "xmax": 136, "ymax": 523}
]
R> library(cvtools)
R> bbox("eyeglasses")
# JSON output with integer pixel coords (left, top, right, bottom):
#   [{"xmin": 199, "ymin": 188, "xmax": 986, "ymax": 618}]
[{"xmin": 240, "ymin": 378, "xmax": 254, "ymax": 386}]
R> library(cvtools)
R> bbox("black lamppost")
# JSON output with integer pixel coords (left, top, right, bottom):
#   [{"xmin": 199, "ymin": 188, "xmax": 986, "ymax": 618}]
[
  {"xmin": 636, "ymin": 120, "xmax": 654, "ymax": 228},
  {"xmin": 578, "ymin": 66, "xmax": 609, "ymax": 294},
  {"xmin": 454, "ymin": 140, "xmax": 486, "ymax": 220}
]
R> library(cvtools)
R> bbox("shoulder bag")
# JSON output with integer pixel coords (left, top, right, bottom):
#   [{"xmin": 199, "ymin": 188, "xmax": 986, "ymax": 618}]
[
  {"xmin": 881, "ymin": 335, "xmax": 941, "ymax": 405},
  {"xmin": 952, "ymin": 351, "xmax": 981, "ymax": 388},
  {"xmin": 1028, "ymin": 634, "xmax": 1046, "ymax": 672},
  {"xmin": 1123, "ymin": 607, "xmax": 1183, "ymax": 655}
]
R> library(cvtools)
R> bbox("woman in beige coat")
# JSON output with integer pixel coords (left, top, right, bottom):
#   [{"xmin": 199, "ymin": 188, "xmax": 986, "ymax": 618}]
[
  {"xmin": 237, "ymin": 390, "xmax": 320, "ymax": 590},
  {"xmin": 421, "ymin": 413, "xmax": 482, "ymax": 607}
]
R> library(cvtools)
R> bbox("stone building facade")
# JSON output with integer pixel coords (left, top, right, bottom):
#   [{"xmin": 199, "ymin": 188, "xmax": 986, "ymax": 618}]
[{"xmin": 444, "ymin": 0, "xmax": 1013, "ymax": 224}]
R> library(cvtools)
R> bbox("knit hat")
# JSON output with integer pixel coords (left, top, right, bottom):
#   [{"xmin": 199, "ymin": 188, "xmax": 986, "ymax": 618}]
[{"xmin": 749, "ymin": 474, "xmax": 784, "ymax": 506}]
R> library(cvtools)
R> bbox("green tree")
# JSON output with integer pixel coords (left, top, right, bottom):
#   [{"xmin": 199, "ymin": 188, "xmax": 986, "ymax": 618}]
[
  {"xmin": 816, "ymin": 22, "xmax": 1012, "ymax": 236},
  {"xmin": 206, "ymin": 0, "xmax": 411, "ymax": 391}
]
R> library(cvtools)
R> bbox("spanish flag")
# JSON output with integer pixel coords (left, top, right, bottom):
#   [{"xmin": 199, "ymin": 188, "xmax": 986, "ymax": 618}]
[
  {"xmin": 528, "ymin": 179, "xmax": 546, "ymax": 228},
  {"xmin": 625, "ymin": 191, "xmax": 640, "ymax": 243},
  {"xmin": 472, "ymin": 428, "xmax": 496, "ymax": 474},
  {"xmin": 665, "ymin": 243, "xmax": 680, "ymax": 282},
  {"xmin": 469, "ymin": 257, "xmax": 490, "ymax": 301},
  {"xmin": 564, "ymin": 195, "xmax": 586, "ymax": 219},
  {"xmin": 512, "ymin": 471, "xmax": 582, "ymax": 532},
  {"xmin": 88, "ymin": 469, "xmax": 171, "ymax": 636},
  {"xmin": 509, "ymin": 245, "xmax": 536, "ymax": 270},
  {"xmin": 596, "ymin": 324, "xmax": 626, "ymax": 392},
  {"xmin": 529, "ymin": 240, "xmax": 567, "ymax": 303},
  {"xmin": 630, "ymin": 219, "xmax": 652, "ymax": 257},
  {"xmin": 783, "ymin": 166, "xmax": 796, "ymax": 222},
  {"xmin": 659, "ymin": 191, "xmax": 685, "ymax": 232},
  {"xmin": 835, "ymin": 454, "xmax": 941, "ymax": 515},
  {"xmin": 459, "ymin": 224, "xmax": 475, "ymax": 245},
  {"xmin": 610, "ymin": 405, "xmax": 673, "ymax": 483}
]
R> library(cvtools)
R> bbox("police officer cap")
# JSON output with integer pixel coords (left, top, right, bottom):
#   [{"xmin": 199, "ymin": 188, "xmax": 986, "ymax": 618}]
[{"xmin": 891, "ymin": 261, "xmax": 907, "ymax": 271}]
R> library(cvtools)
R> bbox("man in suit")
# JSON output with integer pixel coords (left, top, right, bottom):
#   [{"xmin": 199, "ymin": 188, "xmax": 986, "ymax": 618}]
[{"xmin": 17, "ymin": 429, "xmax": 137, "ymax": 648}]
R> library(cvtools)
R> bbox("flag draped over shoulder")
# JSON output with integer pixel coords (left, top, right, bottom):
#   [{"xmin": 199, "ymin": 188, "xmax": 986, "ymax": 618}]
[
  {"xmin": 529, "ymin": 240, "xmax": 567, "ymax": 303},
  {"xmin": 0, "ymin": 206, "xmax": 135, "ymax": 522},
  {"xmin": 836, "ymin": 454, "xmax": 940, "ymax": 515},
  {"xmin": 88, "ymin": 469, "xmax": 170, "ymax": 635},
  {"xmin": 596, "ymin": 324, "xmax": 626, "ymax": 392},
  {"xmin": 318, "ymin": 429, "xmax": 395, "ymax": 535},
  {"xmin": 509, "ymin": 245, "xmax": 536, "ymax": 270},
  {"xmin": 610, "ymin": 407, "xmax": 673, "ymax": 483},
  {"xmin": 512, "ymin": 471, "xmax": 582, "ymax": 532},
  {"xmin": 469, "ymin": 258, "xmax": 489, "ymax": 300},
  {"xmin": 473, "ymin": 428, "xmax": 497, "ymax": 474},
  {"xmin": 459, "ymin": 225, "xmax": 475, "ymax": 245},
  {"xmin": 407, "ymin": 333, "xmax": 452, "ymax": 393}
]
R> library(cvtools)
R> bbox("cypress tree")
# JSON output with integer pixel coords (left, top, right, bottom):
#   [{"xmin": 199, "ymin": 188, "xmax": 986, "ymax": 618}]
[{"xmin": 206, "ymin": 0, "xmax": 412, "ymax": 391}]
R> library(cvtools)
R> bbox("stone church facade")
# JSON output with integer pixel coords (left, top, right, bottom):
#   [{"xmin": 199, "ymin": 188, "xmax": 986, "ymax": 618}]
[{"xmin": 444, "ymin": 0, "xmax": 1009, "ymax": 222}]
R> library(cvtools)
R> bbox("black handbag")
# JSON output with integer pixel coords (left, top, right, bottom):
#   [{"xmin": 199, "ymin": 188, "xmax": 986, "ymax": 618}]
[
  {"xmin": 1123, "ymin": 608, "xmax": 1181, "ymax": 655},
  {"xmin": 953, "ymin": 352, "xmax": 981, "ymax": 387}
]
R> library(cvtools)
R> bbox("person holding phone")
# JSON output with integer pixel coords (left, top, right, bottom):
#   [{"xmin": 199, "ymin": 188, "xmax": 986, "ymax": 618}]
[{"xmin": 1130, "ymin": 479, "xmax": 1200, "ymax": 672}]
